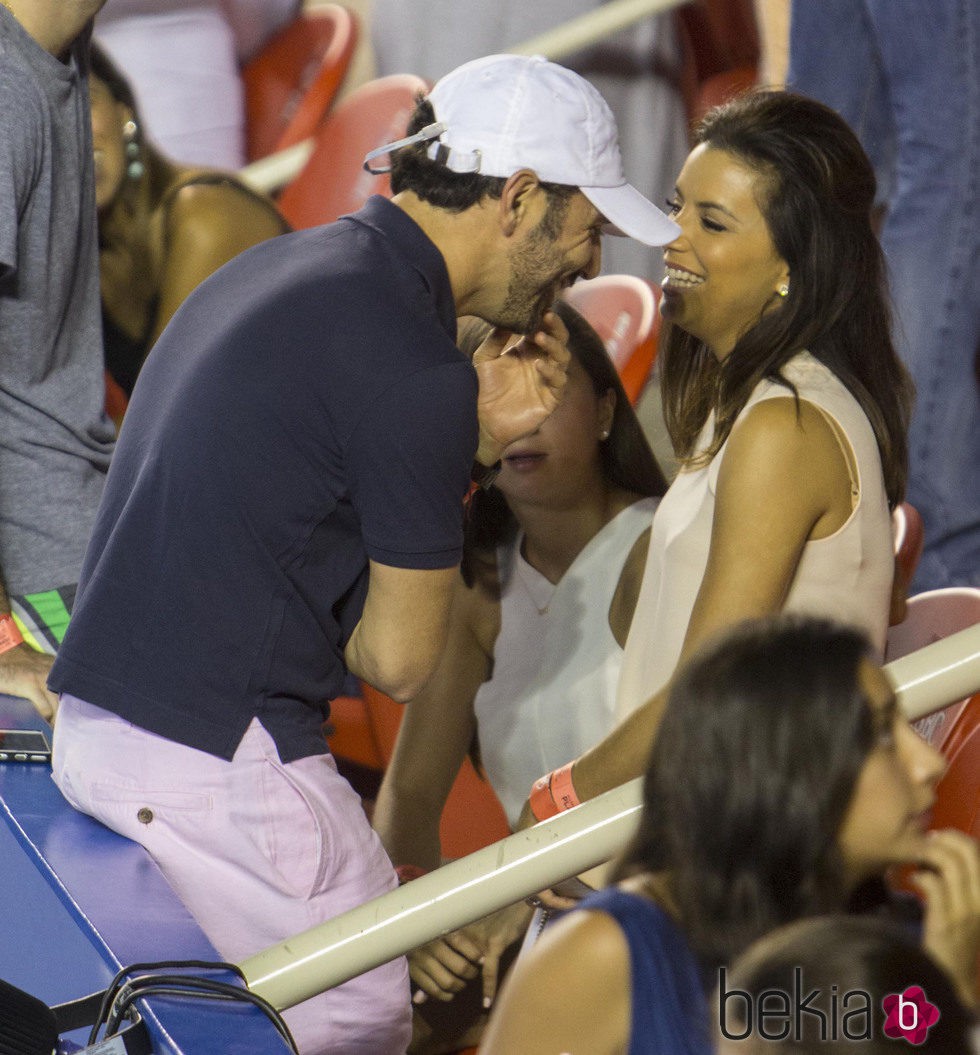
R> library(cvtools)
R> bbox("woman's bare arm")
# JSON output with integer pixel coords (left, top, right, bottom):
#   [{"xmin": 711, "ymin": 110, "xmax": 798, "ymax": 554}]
[
  {"xmin": 372, "ymin": 572, "xmax": 496, "ymax": 871},
  {"xmin": 526, "ymin": 397, "xmax": 854, "ymax": 810}
]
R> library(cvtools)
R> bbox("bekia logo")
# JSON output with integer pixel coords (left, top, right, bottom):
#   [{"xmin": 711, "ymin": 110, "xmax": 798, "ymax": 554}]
[
  {"xmin": 718, "ymin": 968, "xmax": 940, "ymax": 1044},
  {"xmin": 882, "ymin": 985, "xmax": 940, "ymax": 1044}
]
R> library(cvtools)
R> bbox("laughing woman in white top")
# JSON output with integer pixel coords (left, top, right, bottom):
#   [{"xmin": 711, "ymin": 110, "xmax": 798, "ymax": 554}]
[
  {"xmin": 371, "ymin": 300, "xmax": 666, "ymax": 1034},
  {"xmin": 515, "ymin": 89, "xmax": 914, "ymax": 832}
]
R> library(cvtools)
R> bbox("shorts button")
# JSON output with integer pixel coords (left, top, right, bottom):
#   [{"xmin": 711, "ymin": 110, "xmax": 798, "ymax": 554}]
[{"xmin": 136, "ymin": 807, "xmax": 154, "ymax": 824}]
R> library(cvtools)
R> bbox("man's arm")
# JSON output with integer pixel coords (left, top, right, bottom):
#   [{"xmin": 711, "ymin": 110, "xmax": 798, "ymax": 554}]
[
  {"xmin": 344, "ymin": 559, "xmax": 458, "ymax": 703},
  {"xmin": 0, "ymin": 579, "xmax": 58, "ymax": 722}
]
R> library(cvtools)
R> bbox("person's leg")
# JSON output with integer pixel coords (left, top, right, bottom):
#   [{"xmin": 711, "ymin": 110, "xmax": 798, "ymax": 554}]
[
  {"xmin": 786, "ymin": 0, "xmax": 893, "ymax": 195},
  {"xmin": 52, "ymin": 695, "xmax": 411, "ymax": 1055},
  {"xmin": 865, "ymin": 0, "xmax": 980, "ymax": 588}
]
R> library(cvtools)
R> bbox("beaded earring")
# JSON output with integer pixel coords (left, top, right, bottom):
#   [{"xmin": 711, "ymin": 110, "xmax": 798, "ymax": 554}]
[{"xmin": 122, "ymin": 118, "xmax": 144, "ymax": 181}]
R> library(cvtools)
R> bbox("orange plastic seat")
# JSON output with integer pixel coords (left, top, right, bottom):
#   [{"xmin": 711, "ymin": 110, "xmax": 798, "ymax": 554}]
[
  {"xmin": 277, "ymin": 73, "xmax": 429, "ymax": 230},
  {"xmin": 323, "ymin": 693, "xmax": 383, "ymax": 772},
  {"xmin": 892, "ymin": 502, "xmax": 925, "ymax": 581},
  {"xmin": 919, "ymin": 684, "xmax": 980, "ymax": 1005},
  {"xmin": 691, "ymin": 64, "xmax": 758, "ymax": 124},
  {"xmin": 104, "ymin": 371, "xmax": 128, "ymax": 429},
  {"xmin": 563, "ymin": 274, "xmax": 662, "ymax": 405},
  {"xmin": 359, "ymin": 682, "xmax": 510, "ymax": 859},
  {"xmin": 889, "ymin": 501, "xmax": 925, "ymax": 625},
  {"xmin": 886, "ymin": 586, "xmax": 980, "ymax": 750},
  {"xmin": 241, "ymin": 4, "xmax": 359, "ymax": 162}
]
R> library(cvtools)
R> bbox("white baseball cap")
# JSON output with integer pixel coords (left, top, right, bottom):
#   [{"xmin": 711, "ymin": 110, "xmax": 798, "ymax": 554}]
[{"xmin": 365, "ymin": 53, "xmax": 680, "ymax": 247}]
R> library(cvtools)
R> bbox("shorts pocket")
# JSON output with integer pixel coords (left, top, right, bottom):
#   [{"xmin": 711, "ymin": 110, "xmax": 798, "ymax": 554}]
[{"xmin": 258, "ymin": 759, "xmax": 328, "ymax": 900}]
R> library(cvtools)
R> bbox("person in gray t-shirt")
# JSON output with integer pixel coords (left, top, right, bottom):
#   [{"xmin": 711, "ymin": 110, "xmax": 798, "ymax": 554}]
[{"xmin": 0, "ymin": 0, "xmax": 113, "ymax": 720}]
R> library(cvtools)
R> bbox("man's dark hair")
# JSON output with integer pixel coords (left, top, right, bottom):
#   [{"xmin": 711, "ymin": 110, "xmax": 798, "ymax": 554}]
[{"xmin": 390, "ymin": 95, "xmax": 578, "ymax": 220}]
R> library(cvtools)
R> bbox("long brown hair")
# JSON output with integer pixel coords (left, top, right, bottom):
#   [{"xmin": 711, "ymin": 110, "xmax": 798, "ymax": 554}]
[{"xmin": 660, "ymin": 90, "xmax": 913, "ymax": 507}]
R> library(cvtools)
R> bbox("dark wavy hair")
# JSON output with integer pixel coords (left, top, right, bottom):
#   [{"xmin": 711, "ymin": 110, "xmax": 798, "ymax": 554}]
[
  {"xmin": 615, "ymin": 614, "xmax": 881, "ymax": 974},
  {"xmin": 722, "ymin": 915, "xmax": 976, "ymax": 1052},
  {"xmin": 660, "ymin": 89, "xmax": 913, "ymax": 507},
  {"xmin": 459, "ymin": 299, "xmax": 666, "ymax": 586}
]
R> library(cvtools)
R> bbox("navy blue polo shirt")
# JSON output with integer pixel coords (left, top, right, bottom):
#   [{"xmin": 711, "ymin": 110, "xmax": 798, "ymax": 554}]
[{"xmin": 50, "ymin": 197, "xmax": 478, "ymax": 763}]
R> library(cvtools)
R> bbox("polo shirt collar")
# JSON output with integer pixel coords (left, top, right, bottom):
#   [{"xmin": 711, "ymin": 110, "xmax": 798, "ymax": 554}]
[{"xmin": 348, "ymin": 195, "xmax": 457, "ymax": 340}]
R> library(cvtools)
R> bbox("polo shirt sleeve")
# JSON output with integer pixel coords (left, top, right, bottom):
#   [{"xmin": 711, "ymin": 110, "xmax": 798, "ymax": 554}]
[{"xmin": 346, "ymin": 358, "xmax": 479, "ymax": 570}]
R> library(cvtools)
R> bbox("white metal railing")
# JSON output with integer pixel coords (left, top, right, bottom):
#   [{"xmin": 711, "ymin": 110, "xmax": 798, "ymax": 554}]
[
  {"xmin": 241, "ymin": 623, "xmax": 980, "ymax": 1010},
  {"xmin": 238, "ymin": 0, "xmax": 691, "ymax": 195}
]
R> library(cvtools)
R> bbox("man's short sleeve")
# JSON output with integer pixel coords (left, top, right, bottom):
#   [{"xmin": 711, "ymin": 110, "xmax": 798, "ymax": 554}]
[
  {"xmin": 0, "ymin": 62, "xmax": 41, "ymax": 279},
  {"xmin": 346, "ymin": 359, "xmax": 478, "ymax": 570}
]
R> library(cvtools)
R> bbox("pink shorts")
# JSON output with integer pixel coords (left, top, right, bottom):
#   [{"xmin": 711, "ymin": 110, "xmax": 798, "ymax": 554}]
[{"xmin": 52, "ymin": 694, "xmax": 411, "ymax": 1055}]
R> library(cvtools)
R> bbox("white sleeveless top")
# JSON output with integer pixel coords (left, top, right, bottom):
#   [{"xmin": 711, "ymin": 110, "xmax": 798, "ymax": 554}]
[
  {"xmin": 474, "ymin": 497, "xmax": 658, "ymax": 826},
  {"xmin": 616, "ymin": 352, "xmax": 894, "ymax": 719}
]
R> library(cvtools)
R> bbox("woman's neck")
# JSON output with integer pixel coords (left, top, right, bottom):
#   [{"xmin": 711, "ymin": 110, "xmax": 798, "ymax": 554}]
[
  {"xmin": 624, "ymin": 870, "xmax": 679, "ymax": 918},
  {"xmin": 515, "ymin": 483, "xmax": 639, "ymax": 584}
]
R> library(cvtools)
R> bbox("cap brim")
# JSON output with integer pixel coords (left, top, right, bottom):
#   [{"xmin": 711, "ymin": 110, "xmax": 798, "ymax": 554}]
[{"xmin": 581, "ymin": 183, "xmax": 680, "ymax": 246}]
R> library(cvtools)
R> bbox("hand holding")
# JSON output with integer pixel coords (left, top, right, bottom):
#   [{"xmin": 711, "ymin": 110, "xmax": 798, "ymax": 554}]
[
  {"xmin": 409, "ymin": 930, "xmax": 484, "ymax": 1003},
  {"xmin": 469, "ymin": 903, "xmax": 534, "ymax": 1009},
  {"xmin": 472, "ymin": 310, "xmax": 570, "ymax": 466}
]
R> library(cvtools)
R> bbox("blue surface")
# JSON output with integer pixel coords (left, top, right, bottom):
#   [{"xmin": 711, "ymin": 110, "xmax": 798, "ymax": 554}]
[{"xmin": 0, "ymin": 696, "xmax": 292, "ymax": 1054}]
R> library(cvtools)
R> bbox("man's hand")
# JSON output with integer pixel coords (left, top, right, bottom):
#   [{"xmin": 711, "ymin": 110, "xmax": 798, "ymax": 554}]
[
  {"xmin": 409, "ymin": 931, "xmax": 483, "ymax": 1004},
  {"xmin": 471, "ymin": 310, "xmax": 571, "ymax": 467},
  {"xmin": 0, "ymin": 645, "xmax": 57, "ymax": 723},
  {"xmin": 409, "ymin": 903, "xmax": 534, "ymax": 1008}
]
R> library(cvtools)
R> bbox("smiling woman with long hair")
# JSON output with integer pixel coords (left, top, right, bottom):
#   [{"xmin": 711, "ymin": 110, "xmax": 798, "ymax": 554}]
[{"xmin": 516, "ymin": 89, "xmax": 915, "ymax": 826}]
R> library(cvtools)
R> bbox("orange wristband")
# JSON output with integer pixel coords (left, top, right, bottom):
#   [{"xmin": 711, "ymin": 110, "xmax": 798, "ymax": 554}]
[
  {"xmin": 529, "ymin": 772, "xmax": 561, "ymax": 822},
  {"xmin": 0, "ymin": 614, "xmax": 23, "ymax": 654},
  {"xmin": 549, "ymin": 762, "xmax": 581, "ymax": 812},
  {"xmin": 395, "ymin": 864, "xmax": 427, "ymax": 885}
]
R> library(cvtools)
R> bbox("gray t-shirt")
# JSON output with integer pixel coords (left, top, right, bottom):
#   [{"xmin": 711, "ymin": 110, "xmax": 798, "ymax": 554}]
[{"xmin": 0, "ymin": 11, "xmax": 114, "ymax": 647}]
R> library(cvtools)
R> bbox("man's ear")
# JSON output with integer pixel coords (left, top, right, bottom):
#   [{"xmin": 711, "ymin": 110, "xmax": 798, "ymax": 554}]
[{"xmin": 498, "ymin": 170, "xmax": 542, "ymax": 237}]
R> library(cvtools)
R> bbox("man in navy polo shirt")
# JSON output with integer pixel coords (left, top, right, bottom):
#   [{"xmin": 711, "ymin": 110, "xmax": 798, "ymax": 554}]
[{"xmin": 49, "ymin": 53, "xmax": 678, "ymax": 1053}]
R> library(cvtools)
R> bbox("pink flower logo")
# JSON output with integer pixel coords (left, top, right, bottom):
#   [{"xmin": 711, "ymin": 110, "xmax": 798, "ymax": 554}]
[{"xmin": 882, "ymin": 986, "xmax": 940, "ymax": 1044}]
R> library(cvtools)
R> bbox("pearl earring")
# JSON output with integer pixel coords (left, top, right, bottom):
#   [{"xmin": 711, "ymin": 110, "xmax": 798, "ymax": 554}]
[
  {"xmin": 123, "ymin": 119, "xmax": 144, "ymax": 181},
  {"xmin": 599, "ymin": 429, "xmax": 610, "ymax": 440},
  {"xmin": 777, "ymin": 283, "xmax": 790, "ymax": 298}
]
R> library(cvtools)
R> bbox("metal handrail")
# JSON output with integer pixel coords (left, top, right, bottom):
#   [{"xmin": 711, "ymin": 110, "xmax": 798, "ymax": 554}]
[{"xmin": 241, "ymin": 623, "xmax": 980, "ymax": 1010}]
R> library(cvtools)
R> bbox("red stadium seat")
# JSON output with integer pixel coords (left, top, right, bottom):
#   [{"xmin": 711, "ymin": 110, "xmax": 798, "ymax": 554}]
[
  {"xmin": 563, "ymin": 274, "xmax": 662, "ymax": 406},
  {"xmin": 242, "ymin": 4, "xmax": 359, "ymax": 162},
  {"xmin": 359, "ymin": 683, "xmax": 511, "ymax": 859},
  {"xmin": 325, "ymin": 682, "xmax": 510, "ymax": 860},
  {"xmin": 889, "ymin": 501, "xmax": 925, "ymax": 625},
  {"xmin": 931, "ymin": 694, "xmax": 980, "ymax": 840},
  {"xmin": 277, "ymin": 73, "xmax": 429, "ymax": 230}
]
